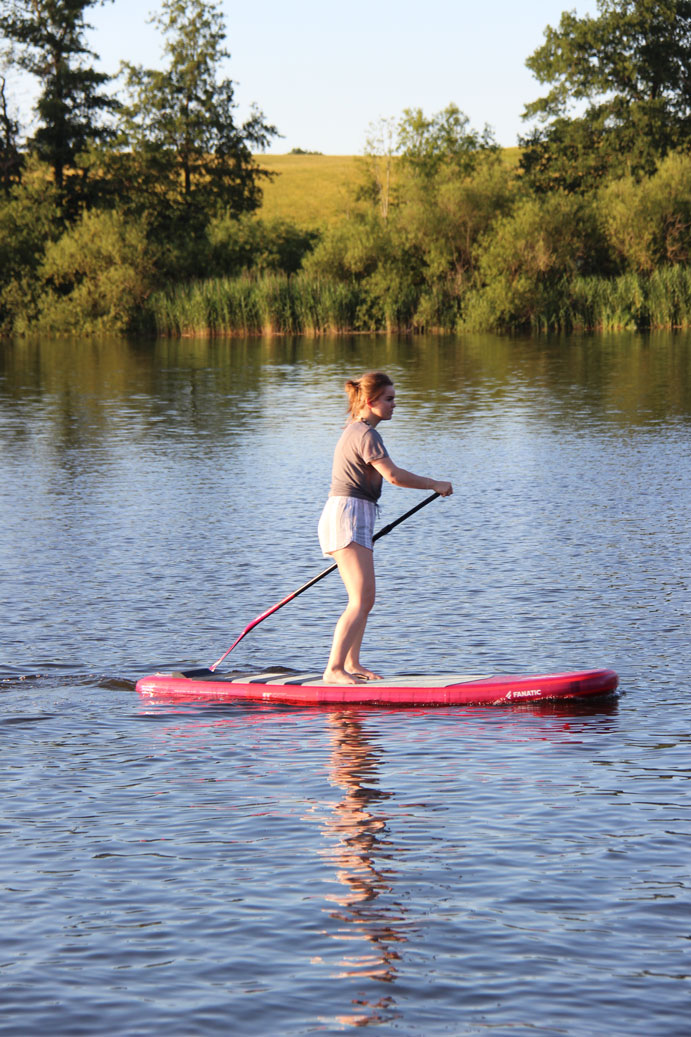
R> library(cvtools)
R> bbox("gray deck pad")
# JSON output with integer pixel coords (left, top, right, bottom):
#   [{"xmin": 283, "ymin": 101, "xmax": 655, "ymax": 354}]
[{"xmin": 215, "ymin": 670, "xmax": 492, "ymax": 688}]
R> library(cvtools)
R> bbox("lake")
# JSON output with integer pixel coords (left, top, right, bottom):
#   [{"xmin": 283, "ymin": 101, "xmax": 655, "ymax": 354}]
[{"xmin": 1, "ymin": 331, "xmax": 690, "ymax": 1035}]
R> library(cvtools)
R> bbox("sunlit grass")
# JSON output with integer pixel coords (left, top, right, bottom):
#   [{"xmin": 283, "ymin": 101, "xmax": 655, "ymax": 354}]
[
  {"xmin": 254, "ymin": 149, "xmax": 523, "ymax": 227},
  {"xmin": 254, "ymin": 154, "xmax": 360, "ymax": 227}
]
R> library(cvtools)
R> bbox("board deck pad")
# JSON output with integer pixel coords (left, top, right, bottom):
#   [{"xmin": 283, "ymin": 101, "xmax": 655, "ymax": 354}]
[{"xmin": 136, "ymin": 666, "xmax": 619, "ymax": 707}]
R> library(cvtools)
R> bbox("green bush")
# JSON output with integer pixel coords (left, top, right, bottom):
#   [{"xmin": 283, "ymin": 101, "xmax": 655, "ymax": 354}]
[
  {"xmin": 28, "ymin": 210, "xmax": 156, "ymax": 335},
  {"xmin": 0, "ymin": 161, "xmax": 61, "ymax": 333},
  {"xmin": 206, "ymin": 213, "xmax": 319, "ymax": 276},
  {"xmin": 598, "ymin": 151, "xmax": 691, "ymax": 274},
  {"xmin": 462, "ymin": 191, "xmax": 605, "ymax": 331}
]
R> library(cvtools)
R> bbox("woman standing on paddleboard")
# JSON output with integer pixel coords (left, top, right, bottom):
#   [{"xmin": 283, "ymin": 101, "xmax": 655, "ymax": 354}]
[{"xmin": 318, "ymin": 371, "xmax": 453, "ymax": 685}]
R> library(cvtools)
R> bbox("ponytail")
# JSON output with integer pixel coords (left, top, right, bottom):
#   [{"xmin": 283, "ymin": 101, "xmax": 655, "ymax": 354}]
[{"xmin": 344, "ymin": 371, "xmax": 393, "ymax": 419}]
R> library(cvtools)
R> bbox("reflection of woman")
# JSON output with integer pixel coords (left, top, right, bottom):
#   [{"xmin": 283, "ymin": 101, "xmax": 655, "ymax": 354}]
[
  {"xmin": 318, "ymin": 371, "xmax": 453, "ymax": 685},
  {"xmin": 320, "ymin": 711, "xmax": 404, "ymax": 999}
]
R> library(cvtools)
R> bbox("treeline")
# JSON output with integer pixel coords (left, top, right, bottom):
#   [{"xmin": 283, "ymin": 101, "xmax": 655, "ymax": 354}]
[{"xmin": 3, "ymin": 0, "xmax": 691, "ymax": 337}]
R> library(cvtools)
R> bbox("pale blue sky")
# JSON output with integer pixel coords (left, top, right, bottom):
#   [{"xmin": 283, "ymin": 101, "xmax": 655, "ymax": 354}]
[{"xmin": 5, "ymin": 0, "xmax": 600, "ymax": 153}]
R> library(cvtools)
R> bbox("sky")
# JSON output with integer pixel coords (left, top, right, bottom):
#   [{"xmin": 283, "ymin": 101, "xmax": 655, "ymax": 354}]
[{"xmin": 3, "ymin": 0, "xmax": 601, "ymax": 154}]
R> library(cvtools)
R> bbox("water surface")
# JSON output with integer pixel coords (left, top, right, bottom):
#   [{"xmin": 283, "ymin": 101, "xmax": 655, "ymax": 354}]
[{"xmin": 1, "ymin": 332, "xmax": 690, "ymax": 1034}]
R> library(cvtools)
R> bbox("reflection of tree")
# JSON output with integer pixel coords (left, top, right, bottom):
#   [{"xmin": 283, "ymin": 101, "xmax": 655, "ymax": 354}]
[{"xmin": 317, "ymin": 712, "xmax": 409, "ymax": 1027}]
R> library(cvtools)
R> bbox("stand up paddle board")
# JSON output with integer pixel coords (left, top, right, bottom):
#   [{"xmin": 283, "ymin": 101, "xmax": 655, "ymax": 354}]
[{"xmin": 136, "ymin": 666, "xmax": 618, "ymax": 707}]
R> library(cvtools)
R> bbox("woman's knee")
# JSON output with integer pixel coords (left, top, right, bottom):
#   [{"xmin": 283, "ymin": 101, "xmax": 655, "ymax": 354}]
[{"xmin": 350, "ymin": 585, "xmax": 375, "ymax": 614}]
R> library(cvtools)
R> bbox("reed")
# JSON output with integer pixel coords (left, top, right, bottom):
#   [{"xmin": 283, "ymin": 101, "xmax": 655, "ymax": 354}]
[
  {"xmin": 148, "ymin": 266, "xmax": 691, "ymax": 337},
  {"xmin": 149, "ymin": 272, "xmax": 369, "ymax": 337},
  {"xmin": 566, "ymin": 267, "xmax": 691, "ymax": 331}
]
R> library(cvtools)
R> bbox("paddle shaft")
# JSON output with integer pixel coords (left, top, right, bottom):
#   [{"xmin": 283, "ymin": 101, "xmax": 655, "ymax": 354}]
[{"xmin": 209, "ymin": 491, "xmax": 440, "ymax": 670}]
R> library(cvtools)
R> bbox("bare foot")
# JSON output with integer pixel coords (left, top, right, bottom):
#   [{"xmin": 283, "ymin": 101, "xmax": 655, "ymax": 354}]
[
  {"xmin": 322, "ymin": 667, "xmax": 366, "ymax": 686},
  {"xmin": 349, "ymin": 666, "xmax": 382, "ymax": 681}
]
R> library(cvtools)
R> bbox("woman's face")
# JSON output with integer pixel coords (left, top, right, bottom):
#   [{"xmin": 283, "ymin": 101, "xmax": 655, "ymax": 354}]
[{"xmin": 369, "ymin": 384, "xmax": 396, "ymax": 422}]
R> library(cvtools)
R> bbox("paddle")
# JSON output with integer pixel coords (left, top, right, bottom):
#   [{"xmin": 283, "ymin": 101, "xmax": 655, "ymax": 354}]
[{"xmin": 198, "ymin": 491, "xmax": 441, "ymax": 675}]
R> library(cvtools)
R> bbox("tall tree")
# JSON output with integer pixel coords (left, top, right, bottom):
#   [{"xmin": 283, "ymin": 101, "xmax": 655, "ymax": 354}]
[
  {"xmin": 520, "ymin": 0, "xmax": 691, "ymax": 190},
  {"xmin": 0, "ymin": 76, "xmax": 23, "ymax": 193},
  {"xmin": 0, "ymin": 0, "xmax": 117, "ymax": 201},
  {"xmin": 118, "ymin": 0, "xmax": 277, "ymax": 227}
]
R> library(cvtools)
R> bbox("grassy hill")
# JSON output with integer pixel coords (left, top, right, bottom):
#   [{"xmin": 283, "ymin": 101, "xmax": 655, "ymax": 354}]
[
  {"xmin": 254, "ymin": 154, "xmax": 362, "ymax": 227},
  {"xmin": 254, "ymin": 149, "xmax": 522, "ymax": 228}
]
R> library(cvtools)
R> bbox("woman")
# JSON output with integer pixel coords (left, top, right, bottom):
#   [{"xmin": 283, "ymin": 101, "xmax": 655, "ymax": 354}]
[{"xmin": 318, "ymin": 371, "xmax": 453, "ymax": 685}]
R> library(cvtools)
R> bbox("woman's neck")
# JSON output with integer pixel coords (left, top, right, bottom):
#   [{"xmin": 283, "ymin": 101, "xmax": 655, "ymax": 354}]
[{"xmin": 358, "ymin": 411, "xmax": 380, "ymax": 428}]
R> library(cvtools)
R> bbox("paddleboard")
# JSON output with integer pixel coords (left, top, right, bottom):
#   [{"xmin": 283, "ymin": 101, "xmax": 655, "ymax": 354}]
[{"xmin": 136, "ymin": 666, "xmax": 618, "ymax": 706}]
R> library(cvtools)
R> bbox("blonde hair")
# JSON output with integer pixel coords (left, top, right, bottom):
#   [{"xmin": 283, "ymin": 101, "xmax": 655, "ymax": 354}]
[{"xmin": 344, "ymin": 371, "xmax": 393, "ymax": 419}]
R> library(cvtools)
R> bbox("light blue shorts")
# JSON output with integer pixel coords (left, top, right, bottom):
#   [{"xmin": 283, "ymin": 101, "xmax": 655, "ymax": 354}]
[{"xmin": 318, "ymin": 496, "xmax": 376, "ymax": 556}]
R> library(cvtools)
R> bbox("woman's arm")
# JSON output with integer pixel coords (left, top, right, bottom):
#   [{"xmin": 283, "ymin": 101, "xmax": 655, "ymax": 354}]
[{"xmin": 372, "ymin": 457, "xmax": 453, "ymax": 496}]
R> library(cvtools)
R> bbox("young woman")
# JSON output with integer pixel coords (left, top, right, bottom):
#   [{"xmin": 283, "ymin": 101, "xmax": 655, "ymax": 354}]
[{"xmin": 318, "ymin": 371, "xmax": 453, "ymax": 685}]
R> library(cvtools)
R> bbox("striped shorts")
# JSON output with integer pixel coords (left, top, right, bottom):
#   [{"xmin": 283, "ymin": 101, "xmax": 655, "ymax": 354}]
[{"xmin": 318, "ymin": 496, "xmax": 376, "ymax": 556}]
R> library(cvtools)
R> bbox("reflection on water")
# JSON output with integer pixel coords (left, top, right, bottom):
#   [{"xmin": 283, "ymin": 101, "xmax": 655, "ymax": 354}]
[
  {"xmin": 315, "ymin": 713, "xmax": 402, "ymax": 1027},
  {"xmin": 2, "ymin": 331, "xmax": 691, "ymax": 438}
]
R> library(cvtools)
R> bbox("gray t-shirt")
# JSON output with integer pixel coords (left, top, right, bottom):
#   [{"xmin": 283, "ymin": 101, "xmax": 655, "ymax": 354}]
[{"xmin": 329, "ymin": 421, "xmax": 389, "ymax": 502}]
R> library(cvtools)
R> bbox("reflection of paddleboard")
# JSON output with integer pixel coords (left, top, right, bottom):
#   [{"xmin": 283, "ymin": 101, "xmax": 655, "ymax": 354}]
[{"xmin": 136, "ymin": 667, "xmax": 619, "ymax": 706}]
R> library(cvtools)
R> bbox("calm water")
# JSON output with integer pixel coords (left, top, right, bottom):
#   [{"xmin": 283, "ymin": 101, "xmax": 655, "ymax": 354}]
[{"xmin": 1, "ymin": 332, "xmax": 690, "ymax": 1035}]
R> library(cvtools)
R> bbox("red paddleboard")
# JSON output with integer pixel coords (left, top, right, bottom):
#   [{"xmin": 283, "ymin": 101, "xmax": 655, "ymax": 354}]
[{"xmin": 135, "ymin": 667, "xmax": 618, "ymax": 707}]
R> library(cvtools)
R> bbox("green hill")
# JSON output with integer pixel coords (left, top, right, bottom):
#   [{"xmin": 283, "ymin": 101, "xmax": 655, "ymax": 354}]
[
  {"xmin": 254, "ymin": 149, "xmax": 522, "ymax": 228},
  {"xmin": 254, "ymin": 154, "xmax": 361, "ymax": 227}
]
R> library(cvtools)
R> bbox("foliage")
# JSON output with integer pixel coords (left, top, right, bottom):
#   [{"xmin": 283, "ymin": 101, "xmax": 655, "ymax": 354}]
[
  {"xmin": 597, "ymin": 150, "xmax": 691, "ymax": 272},
  {"xmin": 0, "ymin": 0, "xmax": 117, "ymax": 210},
  {"xmin": 28, "ymin": 209, "xmax": 155, "ymax": 334},
  {"xmin": 117, "ymin": 0, "xmax": 277, "ymax": 232},
  {"xmin": 0, "ymin": 160, "xmax": 61, "ymax": 331},
  {"xmin": 206, "ymin": 214, "xmax": 318, "ymax": 277},
  {"xmin": 462, "ymin": 192, "xmax": 607, "ymax": 330},
  {"xmin": 361, "ymin": 116, "xmax": 398, "ymax": 218},
  {"xmin": 359, "ymin": 105, "xmax": 499, "ymax": 219},
  {"xmin": 521, "ymin": 0, "xmax": 691, "ymax": 190},
  {"xmin": 398, "ymin": 103, "xmax": 498, "ymax": 181},
  {"xmin": 300, "ymin": 211, "xmax": 421, "ymax": 330},
  {"xmin": 0, "ymin": 75, "xmax": 23, "ymax": 193},
  {"xmin": 305, "ymin": 109, "xmax": 511, "ymax": 331},
  {"xmin": 4, "ymin": 1, "xmax": 691, "ymax": 336},
  {"xmin": 566, "ymin": 266, "xmax": 691, "ymax": 329}
]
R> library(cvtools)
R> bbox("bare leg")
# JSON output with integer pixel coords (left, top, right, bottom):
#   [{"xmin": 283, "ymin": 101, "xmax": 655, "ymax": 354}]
[{"xmin": 323, "ymin": 542, "xmax": 382, "ymax": 684}]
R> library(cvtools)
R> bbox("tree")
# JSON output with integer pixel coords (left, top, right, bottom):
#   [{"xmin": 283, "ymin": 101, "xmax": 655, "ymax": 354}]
[
  {"xmin": 398, "ymin": 103, "xmax": 498, "ymax": 181},
  {"xmin": 520, "ymin": 0, "xmax": 691, "ymax": 190},
  {"xmin": 312, "ymin": 106, "xmax": 507, "ymax": 332},
  {"xmin": 361, "ymin": 116, "xmax": 398, "ymax": 218},
  {"xmin": 0, "ymin": 0, "xmax": 117, "ymax": 205},
  {"xmin": 117, "ymin": 0, "xmax": 277, "ymax": 231},
  {"xmin": 0, "ymin": 76, "xmax": 22, "ymax": 193}
]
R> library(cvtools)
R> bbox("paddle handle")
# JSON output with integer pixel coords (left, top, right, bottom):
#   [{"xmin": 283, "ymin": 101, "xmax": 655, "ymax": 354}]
[
  {"xmin": 373, "ymin": 491, "xmax": 440, "ymax": 541},
  {"xmin": 210, "ymin": 491, "xmax": 441, "ymax": 670}
]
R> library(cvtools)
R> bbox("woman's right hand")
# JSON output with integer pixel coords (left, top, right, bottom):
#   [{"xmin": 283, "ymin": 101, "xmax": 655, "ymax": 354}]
[{"xmin": 432, "ymin": 480, "xmax": 453, "ymax": 496}]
